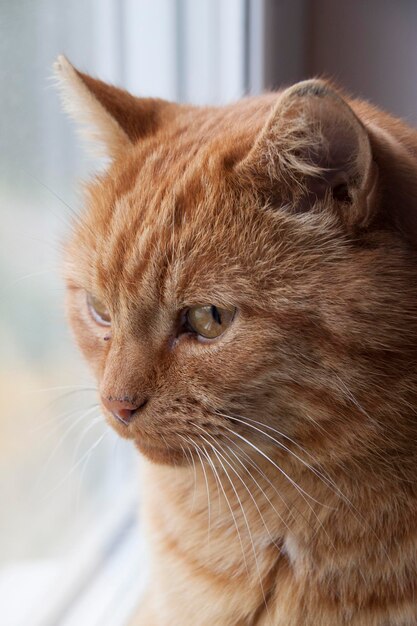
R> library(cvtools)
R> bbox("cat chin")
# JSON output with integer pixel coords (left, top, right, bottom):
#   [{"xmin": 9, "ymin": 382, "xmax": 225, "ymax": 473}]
[
  {"xmin": 104, "ymin": 411, "xmax": 189, "ymax": 465},
  {"xmin": 106, "ymin": 418, "xmax": 189, "ymax": 465},
  {"xmin": 134, "ymin": 439, "xmax": 188, "ymax": 466}
]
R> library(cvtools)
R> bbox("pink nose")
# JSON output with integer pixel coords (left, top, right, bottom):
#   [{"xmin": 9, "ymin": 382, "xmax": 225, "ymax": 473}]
[{"xmin": 102, "ymin": 396, "xmax": 148, "ymax": 425}]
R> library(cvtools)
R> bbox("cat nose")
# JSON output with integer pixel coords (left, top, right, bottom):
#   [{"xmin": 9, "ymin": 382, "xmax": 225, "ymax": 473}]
[{"xmin": 102, "ymin": 395, "xmax": 148, "ymax": 425}]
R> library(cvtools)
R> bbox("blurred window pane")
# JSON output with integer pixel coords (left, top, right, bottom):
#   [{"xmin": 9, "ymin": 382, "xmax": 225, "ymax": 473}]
[{"xmin": 0, "ymin": 1, "xmax": 246, "ymax": 624}]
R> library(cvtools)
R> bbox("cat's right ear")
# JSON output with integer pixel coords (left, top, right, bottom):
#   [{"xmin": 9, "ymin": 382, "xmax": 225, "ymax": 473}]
[
  {"xmin": 54, "ymin": 55, "xmax": 173, "ymax": 159},
  {"xmin": 236, "ymin": 79, "xmax": 378, "ymax": 229}
]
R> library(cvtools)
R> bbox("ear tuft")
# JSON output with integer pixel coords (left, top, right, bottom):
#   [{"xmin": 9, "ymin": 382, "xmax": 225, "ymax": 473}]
[{"xmin": 54, "ymin": 55, "xmax": 174, "ymax": 160}]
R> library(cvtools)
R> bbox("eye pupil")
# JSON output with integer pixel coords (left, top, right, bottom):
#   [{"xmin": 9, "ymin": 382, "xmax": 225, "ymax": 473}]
[{"xmin": 211, "ymin": 305, "xmax": 222, "ymax": 325}]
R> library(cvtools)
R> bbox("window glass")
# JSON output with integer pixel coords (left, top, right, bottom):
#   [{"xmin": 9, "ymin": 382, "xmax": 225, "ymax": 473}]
[{"xmin": 0, "ymin": 1, "xmax": 246, "ymax": 623}]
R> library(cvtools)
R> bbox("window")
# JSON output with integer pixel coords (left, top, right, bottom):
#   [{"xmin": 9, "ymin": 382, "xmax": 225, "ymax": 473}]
[{"xmin": 0, "ymin": 1, "xmax": 246, "ymax": 624}]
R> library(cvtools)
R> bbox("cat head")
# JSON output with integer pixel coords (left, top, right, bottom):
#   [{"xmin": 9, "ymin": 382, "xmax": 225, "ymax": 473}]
[{"xmin": 56, "ymin": 56, "xmax": 417, "ymax": 471}]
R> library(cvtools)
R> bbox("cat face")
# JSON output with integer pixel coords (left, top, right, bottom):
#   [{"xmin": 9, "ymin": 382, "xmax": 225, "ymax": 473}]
[
  {"xmin": 58, "ymin": 57, "xmax": 417, "ymax": 468},
  {"xmin": 65, "ymin": 137, "xmax": 305, "ymax": 463}
]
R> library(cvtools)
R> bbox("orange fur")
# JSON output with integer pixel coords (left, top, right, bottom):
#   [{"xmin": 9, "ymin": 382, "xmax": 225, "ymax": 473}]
[{"xmin": 56, "ymin": 56, "xmax": 417, "ymax": 625}]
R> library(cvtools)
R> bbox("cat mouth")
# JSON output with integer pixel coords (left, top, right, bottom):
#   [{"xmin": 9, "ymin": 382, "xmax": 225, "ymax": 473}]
[
  {"xmin": 103, "ymin": 409, "xmax": 189, "ymax": 464},
  {"xmin": 104, "ymin": 410, "xmax": 136, "ymax": 439},
  {"xmin": 113, "ymin": 413, "xmax": 130, "ymax": 426}
]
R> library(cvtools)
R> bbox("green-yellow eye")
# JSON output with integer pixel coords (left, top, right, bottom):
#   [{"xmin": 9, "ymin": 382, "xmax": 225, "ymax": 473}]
[
  {"xmin": 87, "ymin": 292, "xmax": 111, "ymax": 326},
  {"xmin": 186, "ymin": 305, "xmax": 236, "ymax": 339}
]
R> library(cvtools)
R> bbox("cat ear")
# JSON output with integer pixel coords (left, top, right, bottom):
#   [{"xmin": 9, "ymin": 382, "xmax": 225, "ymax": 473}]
[
  {"xmin": 54, "ymin": 55, "xmax": 172, "ymax": 159},
  {"xmin": 238, "ymin": 79, "xmax": 378, "ymax": 227}
]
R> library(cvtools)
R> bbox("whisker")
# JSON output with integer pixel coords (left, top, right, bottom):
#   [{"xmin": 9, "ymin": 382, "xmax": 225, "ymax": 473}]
[
  {"xmin": 221, "ymin": 432, "xmax": 295, "ymax": 511},
  {"xmin": 194, "ymin": 443, "xmax": 213, "ymax": 545},
  {"xmin": 199, "ymin": 434, "xmax": 272, "ymax": 619},
  {"xmin": 220, "ymin": 432, "xmax": 296, "ymax": 536},
  {"xmin": 223, "ymin": 423, "xmax": 400, "ymax": 584},
  {"xmin": 224, "ymin": 432, "xmax": 324, "ymax": 537},
  {"xmin": 41, "ymin": 431, "xmax": 109, "ymax": 504},
  {"xmin": 30, "ymin": 403, "xmax": 97, "ymax": 436},
  {"xmin": 222, "ymin": 423, "xmax": 332, "ymax": 509},
  {"xmin": 203, "ymin": 430, "xmax": 281, "ymax": 551},
  {"xmin": 334, "ymin": 374, "xmax": 379, "ymax": 428},
  {"xmin": 224, "ymin": 411, "xmax": 330, "ymax": 470},
  {"xmin": 71, "ymin": 415, "xmax": 103, "ymax": 466},
  {"xmin": 180, "ymin": 441, "xmax": 198, "ymax": 512},
  {"xmin": 180, "ymin": 434, "xmax": 213, "ymax": 545},
  {"xmin": 197, "ymin": 440, "xmax": 222, "ymax": 515},
  {"xmin": 196, "ymin": 439, "xmax": 250, "ymax": 575},
  {"xmin": 28, "ymin": 387, "xmax": 97, "ymax": 415},
  {"xmin": 222, "ymin": 412, "xmax": 347, "ymax": 505},
  {"xmin": 74, "ymin": 418, "xmax": 104, "ymax": 512},
  {"xmin": 178, "ymin": 435, "xmax": 198, "ymax": 513},
  {"xmin": 8, "ymin": 268, "xmax": 59, "ymax": 287},
  {"xmin": 28, "ymin": 385, "xmax": 97, "ymax": 394},
  {"xmin": 304, "ymin": 411, "xmax": 331, "ymax": 437},
  {"xmin": 223, "ymin": 425, "xmax": 337, "ymax": 551},
  {"xmin": 26, "ymin": 172, "xmax": 79, "ymax": 223},
  {"xmin": 160, "ymin": 433, "xmax": 174, "ymax": 466},
  {"xmin": 33, "ymin": 405, "xmax": 100, "ymax": 498}
]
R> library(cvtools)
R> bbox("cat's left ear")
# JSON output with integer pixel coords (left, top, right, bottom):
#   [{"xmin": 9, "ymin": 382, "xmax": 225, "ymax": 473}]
[
  {"xmin": 238, "ymin": 79, "xmax": 378, "ymax": 227},
  {"xmin": 54, "ymin": 55, "xmax": 173, "ymax": 159}
]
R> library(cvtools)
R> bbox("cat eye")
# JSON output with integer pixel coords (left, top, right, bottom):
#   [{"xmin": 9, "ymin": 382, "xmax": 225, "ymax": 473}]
[
  {"xmin": 87, "ymin": 293, "xmax": 111, "ymax": 326},
  {"xmin": 186, "ymin": 305, "xmax": 236, "ymax": 339}
]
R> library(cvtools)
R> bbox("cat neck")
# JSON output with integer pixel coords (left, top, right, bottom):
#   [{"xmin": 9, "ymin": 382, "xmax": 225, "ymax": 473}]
[{"xmin": 137, "ymin": 441, "xmax": 417, "ymax": 625}]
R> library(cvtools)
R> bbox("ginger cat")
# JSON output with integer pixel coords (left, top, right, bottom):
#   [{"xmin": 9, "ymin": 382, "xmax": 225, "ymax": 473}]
[{"xmin": 55, "ymin": 56, "xmax": 417, "ymax": 625}]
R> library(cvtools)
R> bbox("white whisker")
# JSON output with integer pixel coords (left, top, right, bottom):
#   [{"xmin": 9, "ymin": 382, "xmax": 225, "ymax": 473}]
[
  {"xmin": 207, "ymin": 432, "xmax": 281, "ymax": 550},
  {"xmin": 180, "ymin": 435, "xmax": 213, "ymax": 545},
  {"xmin": 223, "ymin": 424, "xmax": 337, "ymax": 551},
  {"xmin": 334, "ymin": 374, "xmax": 379, "ymax": 428},
  {"xmin": 197, "ymin": 441, "xmax": 250, "ymax": 575},
  {"xmin": 195, "ymin": 444, "xmax": 213, "ymax": 545},
  {"xmin": 33, "ymin": 405, "xmax": 100, "ymax": 499},
  {"xmin": 221, "ymin": 412, "xmax": 347, "ymax": 505},
  {"xmin": 74, "ymin": 420, "xmax": 104, "ymax": 512},
  {"xmin": 200, "ymin": 434, "xmax": 272, "ymax": 619},
  {"xmin": 28, "ymin": 385, "xmax": 97, "ymax": 394},
  {"xmin": 30, "ymin": 403, "xmax": 98, "ymax": 436},
  {"xmin": 221, "ymin": 432, "xmax": 299, "ymax": 515},
  {"xmin": 71, "ymin": 415, "xmax": 103, "ymax": 466},
  {"xmin": 180, "ymin": 441, "xmax": 198, "ymax": 512},
  {"xmin": 223, "ymin": 423, "xmax": 332, "ymax": 509},
  {"xmin": 220, "ymin": 432, "xmax": 295, "ymax": 536},
  {"xmin": 41, "ymin": 431, "xmax": 109, "ymax": 503}
]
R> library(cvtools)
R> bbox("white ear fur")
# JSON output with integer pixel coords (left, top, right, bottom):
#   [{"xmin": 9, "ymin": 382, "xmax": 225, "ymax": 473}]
[{"xmin": 53, "ymin": 55, "xmax": 131, "ymax": 159}]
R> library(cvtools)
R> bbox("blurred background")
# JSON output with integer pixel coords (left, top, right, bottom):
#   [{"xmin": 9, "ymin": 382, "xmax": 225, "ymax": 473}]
[{"xmin": 1, "ymin": 1, "xmax": 416, "ymax": 625}]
